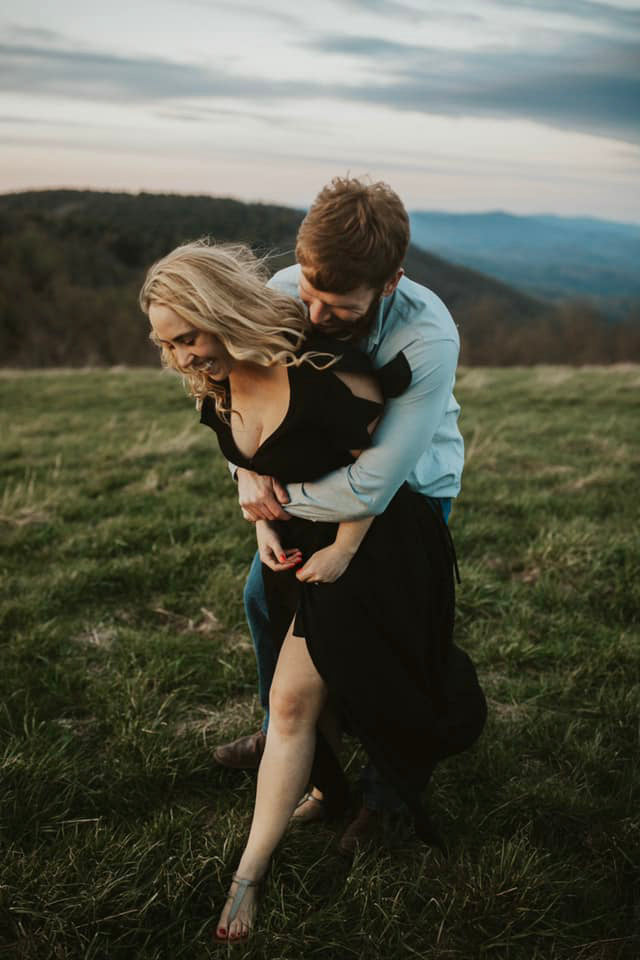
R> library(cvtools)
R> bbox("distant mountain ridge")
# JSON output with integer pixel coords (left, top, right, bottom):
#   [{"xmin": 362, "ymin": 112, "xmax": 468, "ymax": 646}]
[{"xmin": 409, "ymin": 210, "xmax": 640, "ymax": 311}]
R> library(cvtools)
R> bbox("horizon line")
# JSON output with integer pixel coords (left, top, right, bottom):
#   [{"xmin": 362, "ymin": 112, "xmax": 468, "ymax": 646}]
[{"xmin": 1, "ymin": 184, "xmax": 639, "ymax": 228}]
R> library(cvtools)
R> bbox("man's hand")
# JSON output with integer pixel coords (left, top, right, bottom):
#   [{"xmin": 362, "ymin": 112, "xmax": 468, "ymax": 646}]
[
  {"xmin": 256, "ymin": 521, "xmax": 301, "ymax": 571},
  {"xmin": 237, "ymin": 468, "xmax": 290, "ymax": 522},
  {"xmin": 296, "ymin": 545, "xmax": 353, "ymax": 584}
]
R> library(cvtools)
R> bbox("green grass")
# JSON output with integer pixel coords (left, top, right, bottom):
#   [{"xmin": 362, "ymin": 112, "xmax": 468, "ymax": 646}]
[{"xmin": 1, "ymin": 365, "xmax": 639, "ymax": 959}]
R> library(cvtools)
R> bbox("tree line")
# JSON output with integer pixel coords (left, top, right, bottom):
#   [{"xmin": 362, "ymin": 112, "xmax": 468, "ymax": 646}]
[{"xmin": 1, "ymin": 190, "xmax": 638, "ymax": 367}]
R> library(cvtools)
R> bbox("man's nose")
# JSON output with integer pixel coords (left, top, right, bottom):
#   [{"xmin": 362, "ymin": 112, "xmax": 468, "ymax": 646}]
[{"xmin": 308, "ymin": 300, "xmax": 331, "ymax": 325}]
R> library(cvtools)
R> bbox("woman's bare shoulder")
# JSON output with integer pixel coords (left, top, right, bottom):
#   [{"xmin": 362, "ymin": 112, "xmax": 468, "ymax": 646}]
[{"xmin": 331, "ymin": 369, "xmax": 382, "ymax": 405}]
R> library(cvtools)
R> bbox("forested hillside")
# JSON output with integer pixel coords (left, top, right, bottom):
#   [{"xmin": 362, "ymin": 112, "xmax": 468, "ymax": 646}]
[
  {"xmin": 1, "ymin": 190, "xmax": 638, "ymax": 366},
  {"xmin": 0, "ymin": 191, "xmax": 302, "ymax": 367}
]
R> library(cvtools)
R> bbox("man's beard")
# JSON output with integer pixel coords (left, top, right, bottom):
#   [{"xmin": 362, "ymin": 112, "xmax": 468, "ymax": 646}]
[{"xmin": 318, "ymin": 291, "xmax": 382, "ymax": 342}]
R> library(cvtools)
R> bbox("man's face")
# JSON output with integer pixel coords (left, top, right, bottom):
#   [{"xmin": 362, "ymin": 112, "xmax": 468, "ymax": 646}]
[{"xmin": 298, "ymin": 271, "xmax": 381, "ymax": 340}]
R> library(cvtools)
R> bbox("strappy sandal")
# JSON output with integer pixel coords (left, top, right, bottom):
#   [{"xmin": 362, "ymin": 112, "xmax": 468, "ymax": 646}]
[
  {"xmin": 290, "ymin": 791, "xmax": 326, "ymax": 824},
  {"xmin": 214, "ymin": 872, "xmax": 262, "ymax": 943}
]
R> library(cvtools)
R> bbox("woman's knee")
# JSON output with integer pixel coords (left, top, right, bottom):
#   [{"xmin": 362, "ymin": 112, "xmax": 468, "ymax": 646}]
[{"xmin": 269, "ymin": 682, "xmax": 320, "ymax": 736}]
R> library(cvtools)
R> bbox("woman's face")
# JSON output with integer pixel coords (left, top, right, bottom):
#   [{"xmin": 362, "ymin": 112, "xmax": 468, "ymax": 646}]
[{"xmin": 149, "ymin": 303, "xmax": 234, "ymax": 380}]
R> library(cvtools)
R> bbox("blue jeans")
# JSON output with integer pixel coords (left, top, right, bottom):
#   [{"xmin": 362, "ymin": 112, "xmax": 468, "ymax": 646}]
[
  {"xmin": 244, "ymin": 549, "xmax": 275, "ymax": 735},
  {"xmin": 243, "ymin": 497, "xmax": 453, "ymax": 808}
]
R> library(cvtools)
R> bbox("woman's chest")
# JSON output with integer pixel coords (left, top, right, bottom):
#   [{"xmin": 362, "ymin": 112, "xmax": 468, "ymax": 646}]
[{"xmin": 229, "ymin": 369, "xmax": 291, "ymax": 460}]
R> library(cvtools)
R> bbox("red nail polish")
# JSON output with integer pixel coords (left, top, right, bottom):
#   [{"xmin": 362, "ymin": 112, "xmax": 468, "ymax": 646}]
[{"xmin": 280, "ymin": 555, "xmax": 286, "ymax": 561}]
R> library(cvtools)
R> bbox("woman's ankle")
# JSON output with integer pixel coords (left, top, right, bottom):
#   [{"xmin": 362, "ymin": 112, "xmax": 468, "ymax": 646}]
[{"xmin": 234, "ymin": 853, "xmax": 270, "ymax": 882}]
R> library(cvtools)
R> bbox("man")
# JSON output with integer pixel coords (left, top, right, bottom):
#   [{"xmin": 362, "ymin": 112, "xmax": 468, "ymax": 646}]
[{"xmin": 214, "ymin": 176, "xmax": 464, "ymax": 853}]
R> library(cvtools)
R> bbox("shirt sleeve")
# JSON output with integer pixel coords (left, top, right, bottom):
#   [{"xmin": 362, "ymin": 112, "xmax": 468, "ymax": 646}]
[{"xmin": 284, "ymin": 336, "xmax": 459, "ymax": 521}]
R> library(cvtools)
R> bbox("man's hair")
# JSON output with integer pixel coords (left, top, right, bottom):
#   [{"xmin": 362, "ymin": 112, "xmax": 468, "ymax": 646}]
[{"xmin": 296, "ymin": 176, "xmax": 410, "ymax": 293}]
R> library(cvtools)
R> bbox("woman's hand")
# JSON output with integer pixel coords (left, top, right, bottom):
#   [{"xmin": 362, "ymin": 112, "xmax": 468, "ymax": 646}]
[
  {"xmin": 255, "ymin": 520, "xmax": 302, "ymax": 572},
  {"xmin": 296, "ymin": 544, "xmax": 354, "ymax": 584}
]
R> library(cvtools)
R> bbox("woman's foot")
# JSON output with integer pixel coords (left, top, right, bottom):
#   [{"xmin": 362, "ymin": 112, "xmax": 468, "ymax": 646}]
[
  {"xmin": 290, "ymin": 788, "xmax": 326, "ymax": 824},
  {"xmin": 215, "ymin": 873, "xmax": 262, "ymax": 942}
]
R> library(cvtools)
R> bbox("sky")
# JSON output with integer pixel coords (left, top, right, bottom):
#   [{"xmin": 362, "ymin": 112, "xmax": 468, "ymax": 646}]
[{"xmin": 1, "ymin": 0, "xmax": 639, "ymax": 220}]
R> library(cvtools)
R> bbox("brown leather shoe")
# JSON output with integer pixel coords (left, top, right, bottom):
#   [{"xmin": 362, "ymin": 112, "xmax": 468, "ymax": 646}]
[
  {"xmin": 213, "ymin": 730, "xmax": 266, "ymax": 769},
  {"xmin": 290, "ymin": 791, "xmax": 326, "ymax": 824},
  {"xmin": 338, "ymin": 806, "xmax": 381, "ymax": 857}
]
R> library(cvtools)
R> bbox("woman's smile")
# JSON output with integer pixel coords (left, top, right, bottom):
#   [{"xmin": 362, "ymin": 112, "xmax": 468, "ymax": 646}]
[{"xmin": 148, "ymin": 302, "xmax": 233, "ymax": 380}]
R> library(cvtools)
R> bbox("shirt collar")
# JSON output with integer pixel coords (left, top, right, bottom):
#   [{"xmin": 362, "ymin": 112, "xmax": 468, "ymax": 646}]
[{"xmin": 362, "ymin": 291, "xmax": 392, "ymax": 351}]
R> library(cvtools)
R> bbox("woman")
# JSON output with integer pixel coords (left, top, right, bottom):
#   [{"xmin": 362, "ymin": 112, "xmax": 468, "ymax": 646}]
[{"xmin": 140, "ymin": 240, "xmax": 486, "ymax": 943}]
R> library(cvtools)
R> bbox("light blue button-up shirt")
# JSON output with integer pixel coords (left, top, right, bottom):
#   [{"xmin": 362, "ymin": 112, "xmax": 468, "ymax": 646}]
[{"xmin": 268, "ymin": 264, "xmax": 464, "ymax": 522}]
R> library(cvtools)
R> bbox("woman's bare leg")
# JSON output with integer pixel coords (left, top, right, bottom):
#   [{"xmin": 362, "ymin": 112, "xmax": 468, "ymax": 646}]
[
  {"xmin": 216, "ymin": 621, "xmax": 327, "ymax": 940},
  {"xmin": 290, "ymin": 698, "xmax": 342, "ymax": 821}
]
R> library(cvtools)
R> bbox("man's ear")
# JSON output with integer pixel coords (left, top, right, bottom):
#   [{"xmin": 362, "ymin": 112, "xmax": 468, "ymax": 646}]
[{"xmin": 382, "ymin": 268, "xmax": 404, "ymax": 297}]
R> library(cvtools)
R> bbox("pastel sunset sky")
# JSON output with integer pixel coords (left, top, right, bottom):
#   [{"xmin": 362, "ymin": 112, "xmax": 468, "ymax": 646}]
[{"xmin": 1, "ymin": 0, "xmax": 639, "ymax": 219}]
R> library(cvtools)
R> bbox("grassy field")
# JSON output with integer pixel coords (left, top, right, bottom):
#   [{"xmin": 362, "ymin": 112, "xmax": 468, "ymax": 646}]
[{"xmin": 1, "ymin": 366, "xmax": 639, "ymax": 960}]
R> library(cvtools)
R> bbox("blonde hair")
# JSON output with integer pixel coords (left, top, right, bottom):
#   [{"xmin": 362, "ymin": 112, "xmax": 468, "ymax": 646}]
[{"xmin": 139, "ymin": 239, "xmax": 335, "ymax": 416}]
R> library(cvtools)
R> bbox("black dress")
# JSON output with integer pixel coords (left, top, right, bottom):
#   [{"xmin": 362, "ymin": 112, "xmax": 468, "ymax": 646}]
[{"xmin": 201, "ymin": 334, "xmax": 486, "ymax": 842}]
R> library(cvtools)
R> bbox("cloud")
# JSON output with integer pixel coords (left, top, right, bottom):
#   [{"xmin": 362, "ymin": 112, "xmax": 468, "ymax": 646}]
[
  {"xmin": 2, "ymin": 19, "xmax": 638, "ymax": 146},
  {"xmin": 307, "ymin": 35, "xmax": 427, "ymax": 58},
  {"xmin": 5, "ymin": 23, "xmax": 65, "ymax": 43},
  {"xmin": 0, "ymin": 42, "xmax": 319, "ymax": 102},
  {"xmin": 305, "ymin": 31, "xmax": 640, "ymax": 143},
  {"xmin": 185, "ymin": 0, "xmax": 303, "ymax": 28},
  {"xmin": 156, "ymin": 105, "xmax": 296, "ymax": 128},
  {"xmin": 338, "ymin": 0, "xmax": 485, "ymax": 25},
  {"xmin": 0, "ymin": 113, "xmax": 91, "ymax": 127},
  {"xmin": 339, "ymin": 0, "xmax": 431, "ymax": 21},
  {"xmin": 342, "ymin": 0, "xmax": 640, "ymax": 33},
  {"xmin": 487, "ymin": 0, "xmax": 640, "ymax": 34}
]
